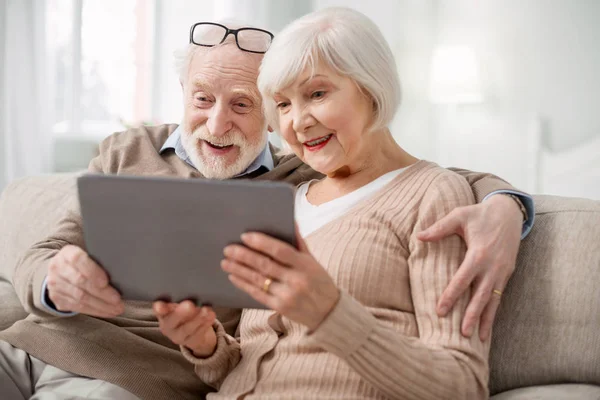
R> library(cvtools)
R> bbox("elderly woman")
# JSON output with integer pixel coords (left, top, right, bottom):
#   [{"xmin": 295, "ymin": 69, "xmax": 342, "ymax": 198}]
[{"xmin": 158, "ymin": 8, "xmax": 490, "ymax": 399}]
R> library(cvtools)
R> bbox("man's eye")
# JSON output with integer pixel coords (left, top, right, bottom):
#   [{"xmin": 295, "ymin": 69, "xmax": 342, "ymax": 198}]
[
  {"xmin": 195, "ymin": 96, "xmax": 210, "ymax": 102},
  {"xmin": 311, "ymin": 91, "xmax": 326, "ymax": 99},
  {"xmin": 236, "ymin": 103, "xmax": 249, "ymax": 108}
]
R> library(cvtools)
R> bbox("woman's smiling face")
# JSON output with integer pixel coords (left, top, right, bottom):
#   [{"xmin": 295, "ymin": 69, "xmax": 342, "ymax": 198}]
[{"xmin": 274, "ymin": 63, "xmax": 374, "ymax": 176}]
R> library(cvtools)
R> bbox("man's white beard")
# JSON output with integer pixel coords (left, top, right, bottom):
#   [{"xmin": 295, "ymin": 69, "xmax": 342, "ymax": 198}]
[{"xmin": 181, "ymin": 125, "xmax": 267, "ymax": 180}]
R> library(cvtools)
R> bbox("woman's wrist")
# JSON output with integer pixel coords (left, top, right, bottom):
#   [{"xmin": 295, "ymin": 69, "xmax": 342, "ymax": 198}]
[
  {"xmin": 310, "ymin": 288, "xmax": 342, "ymax": 332},
  {"xmin": 188, "ymin": 328, "xmax": 218, "ymax": 358}
]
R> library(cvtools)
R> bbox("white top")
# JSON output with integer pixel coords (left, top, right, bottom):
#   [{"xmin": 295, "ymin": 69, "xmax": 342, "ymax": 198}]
[{"xmin": 295, "ymin": 168, "xmax": 406, "ymax": 237}]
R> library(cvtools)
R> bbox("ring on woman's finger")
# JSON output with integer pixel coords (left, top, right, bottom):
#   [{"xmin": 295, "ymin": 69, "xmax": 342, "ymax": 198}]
[
  {"xmin": 262, "ymin": 278, "xmax": 273, "ymax": 293},
  {"xmin": 492, "ymin": 289, "xmax": 503, "ymax": 297}
]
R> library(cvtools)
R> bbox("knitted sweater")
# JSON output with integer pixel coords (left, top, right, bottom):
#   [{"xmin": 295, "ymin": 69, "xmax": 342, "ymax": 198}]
[
  {"xmin": 182, "ymin": 161, "xmax": 490, "ymax": 399},
  {"xmin": 1, "ymin": 125, "xmax": 517, "ymax": 399}
]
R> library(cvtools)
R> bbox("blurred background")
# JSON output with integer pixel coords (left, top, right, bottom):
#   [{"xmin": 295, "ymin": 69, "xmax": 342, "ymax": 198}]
[{"xmin": 1, "ymin": 0, "xmax": 599, "ymax": 198}]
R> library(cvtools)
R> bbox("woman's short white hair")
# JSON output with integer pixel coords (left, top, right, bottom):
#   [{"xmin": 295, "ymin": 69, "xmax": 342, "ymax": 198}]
[
  {"xmin": 174, "ymin": 19, "xmax": 263, "ymax": 83},
  {"xmin": 258, "ymin": 7, "xmax": 401, "ymax": 132}
]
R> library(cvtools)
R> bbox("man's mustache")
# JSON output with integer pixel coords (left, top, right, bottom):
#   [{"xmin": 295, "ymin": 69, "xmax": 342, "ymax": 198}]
[{"xmin": 189, "ymin": 127, "xmax": 246, "ymax": 148}]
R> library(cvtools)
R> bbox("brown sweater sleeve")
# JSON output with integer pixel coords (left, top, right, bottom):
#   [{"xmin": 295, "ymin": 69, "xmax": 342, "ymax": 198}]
[
  {"xmin": 449, "ymin": 167, "xmax": 528, "ymax": 203},
  {"xmin": 305, "ymin": 172, "xmax": 490, "ymax": 399}
]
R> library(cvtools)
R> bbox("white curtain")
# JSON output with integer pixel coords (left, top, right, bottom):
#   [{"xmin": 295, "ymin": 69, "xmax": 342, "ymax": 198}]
[{"xmin": 0, "ymin": 0, "xmax": 52, "ymax": 191}]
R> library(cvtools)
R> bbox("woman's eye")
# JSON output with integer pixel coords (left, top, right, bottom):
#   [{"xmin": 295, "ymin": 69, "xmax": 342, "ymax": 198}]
[
  {"xmin": 276, "ymin": 102, "xmax": 289, "ymax": 109},
  {"xmin": 311, "ymin": 90, "xmax": 326, "ymax": 99}
]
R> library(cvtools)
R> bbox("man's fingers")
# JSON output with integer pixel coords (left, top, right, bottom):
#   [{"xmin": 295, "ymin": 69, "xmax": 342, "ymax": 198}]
[
  {"xmin": 479, "ymin": 294, "xmax": 502, "ymax": 341},
  {"xmin": 461, "ymin": 278, "xmax": 494, "ymax": 338},
  {"xmin": 48, "ymin": 288, "xmax": 121, "ymax": 318},
  {"xmin": 60, "ymin": 246, "xmax": 110, "ymax": 288},
  {"xmin": 417, "ymin": 208, "xmax": 465, "ymax": 242},
  {"xmin": 437, "ymin": 252, "xmax": 479, "ymax": 316},
  {"xmin": 50, "ymin": 245, "xmax": 120, "ymax": 307},
  {"xmin": 56, "ymin": 262, "xmax": 121, "ymax": 306},
  {"xmin": 479, "ymin": 274, "xmax": 510, "ymax": 340},
  {"xmin": 48, "ymin": 274, "xmax": 123, "ymax": 316}
]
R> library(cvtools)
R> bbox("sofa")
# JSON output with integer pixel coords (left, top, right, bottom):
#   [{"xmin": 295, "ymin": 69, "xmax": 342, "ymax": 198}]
[{"xmin": 1, "ymin": 174, "xmax": 599, "ymax": 399}]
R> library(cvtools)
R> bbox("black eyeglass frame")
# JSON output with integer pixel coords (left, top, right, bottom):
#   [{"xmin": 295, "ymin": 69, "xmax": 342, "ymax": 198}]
[{"xmin": 189, "ymin": 22, "xmax": 274, "ymax": 54}]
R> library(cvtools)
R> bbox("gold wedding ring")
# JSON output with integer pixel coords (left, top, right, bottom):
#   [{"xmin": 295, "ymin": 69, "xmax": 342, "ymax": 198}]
[
  {"xmin": 262, "ymin": 278, "xmax": 273, "ymax": 293},
  {"xmin": 493, "ymin": 289, "xmax": 503, "ymax": 296}
]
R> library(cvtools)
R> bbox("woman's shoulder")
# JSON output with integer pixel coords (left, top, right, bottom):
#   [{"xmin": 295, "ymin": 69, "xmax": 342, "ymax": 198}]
[
  {"xmin": 358, "ymin": 160, "xmax": 474, "ymax": 222},
  {"xmin": 385, "ymin": 160, "xmax": 470, "ymax": 192},
  {"xmin": 410, "ymin": 160, "xmax": 475, "ymax": 207}
]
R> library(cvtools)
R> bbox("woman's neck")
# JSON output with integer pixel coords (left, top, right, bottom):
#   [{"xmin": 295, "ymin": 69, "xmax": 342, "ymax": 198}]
[{"xmin": 307, "ymin": 129, "xmax": 418, "ymax": 205}]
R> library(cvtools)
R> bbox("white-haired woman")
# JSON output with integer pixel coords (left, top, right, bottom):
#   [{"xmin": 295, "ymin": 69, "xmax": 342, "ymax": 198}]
[{"xmin": 161, "ymin": 8, "xmax": 490, "ymax": 399}]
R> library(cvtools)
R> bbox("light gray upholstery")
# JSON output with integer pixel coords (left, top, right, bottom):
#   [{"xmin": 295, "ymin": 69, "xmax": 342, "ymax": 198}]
[
  {"xmin": 491, "ymin": 384, "xmax": 600, "ymax": 400},
  {"xmin": 0, "ymin": 174, "xmax": 79, "ymax": 330}
]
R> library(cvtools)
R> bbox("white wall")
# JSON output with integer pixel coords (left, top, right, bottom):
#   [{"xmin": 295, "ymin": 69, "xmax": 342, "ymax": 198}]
[
  {"xmin": 436, "ymin": 0, "xmax": 600, "ymax": 151},
  {"xmin": 433, "ymin": 0, "xmax": 600, "ymax": 194}
]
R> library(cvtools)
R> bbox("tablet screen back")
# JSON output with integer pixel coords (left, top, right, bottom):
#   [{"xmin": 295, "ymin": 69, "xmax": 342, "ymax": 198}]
[{"xmin": 78, "ymin": 174, "xmax": 296, "ymax": 309}]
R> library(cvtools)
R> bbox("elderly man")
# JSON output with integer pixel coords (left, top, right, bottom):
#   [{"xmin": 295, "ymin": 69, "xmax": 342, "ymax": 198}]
[{"xmin": 0, "ymin": 21, "xmax": 532, "ymax": 399}]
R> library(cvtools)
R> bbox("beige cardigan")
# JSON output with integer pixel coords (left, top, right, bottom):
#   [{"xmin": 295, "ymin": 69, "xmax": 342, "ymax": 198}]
[
  {"xmin": 183, "ymin": 161, "xmax": 490, "ymax": 399},
  {"xmin": 0, "ymin": 125, "xmax": 519, "ymax": 399}
]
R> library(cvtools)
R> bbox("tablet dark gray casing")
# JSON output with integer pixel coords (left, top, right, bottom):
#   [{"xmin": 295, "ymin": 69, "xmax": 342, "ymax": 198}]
[{"xmin": 77, "ymin": 174, "xmax": 296, "ymax": 309}]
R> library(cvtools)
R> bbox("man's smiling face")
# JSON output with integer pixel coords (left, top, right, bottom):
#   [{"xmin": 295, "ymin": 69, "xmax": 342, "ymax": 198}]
[{"xmin": 181, "ymin": 44, "xmax": 267, "ymax": 179}]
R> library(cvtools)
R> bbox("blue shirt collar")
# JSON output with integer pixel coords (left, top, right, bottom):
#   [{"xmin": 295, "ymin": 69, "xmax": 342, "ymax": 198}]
[{"xmin": 159, "ymin": 126, "xmax": 273, "ymax": 177}]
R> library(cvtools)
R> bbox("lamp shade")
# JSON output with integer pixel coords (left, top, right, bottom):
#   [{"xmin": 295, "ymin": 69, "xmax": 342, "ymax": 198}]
[{"xmin": 429, "ymin": 46, "xmax": 483, "ymax": 104}]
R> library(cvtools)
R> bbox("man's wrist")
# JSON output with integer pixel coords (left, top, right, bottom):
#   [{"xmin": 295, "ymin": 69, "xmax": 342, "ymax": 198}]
[
  {"xmin": 484, "ymin": 193, "xmax": 522, "ymax": 214},
  {"xmin": 483, "ymin": 190, "xmax": 536, "ymax": 239},
  {"xmin": 41, "ymin": 276, "xmax": 78, "ymax": 316},
  {"xmin": 504, "ymin": 194, "xmax": 528, "ymax": 222}
]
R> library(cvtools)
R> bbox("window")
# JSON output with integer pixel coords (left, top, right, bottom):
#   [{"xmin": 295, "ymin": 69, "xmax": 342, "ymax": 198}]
[{"xmin": 46, "ymin": 0, "xmax": 155, "ymax": 137}]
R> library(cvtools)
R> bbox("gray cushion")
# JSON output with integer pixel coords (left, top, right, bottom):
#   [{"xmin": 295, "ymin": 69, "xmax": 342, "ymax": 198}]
[
  {"xmin": 491, "ymin": 384, "xmax": 600, "ymax": 399},
  {"xmin": 0, "ymin": 281, "xmax": 25, "ymax": 331},
  {"xmin": 490, "ymin": 195, "xmax": 600, "ymax": 394},
  {"xmin": 0, "ymin": 174, "xmax": 79, "ymax": 329}
]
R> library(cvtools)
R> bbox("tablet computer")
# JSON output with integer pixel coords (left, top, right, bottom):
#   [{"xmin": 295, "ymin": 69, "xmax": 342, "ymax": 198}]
[{"xmin": 77, "ymin": 174, "xmax": 296, "ymax": 309}]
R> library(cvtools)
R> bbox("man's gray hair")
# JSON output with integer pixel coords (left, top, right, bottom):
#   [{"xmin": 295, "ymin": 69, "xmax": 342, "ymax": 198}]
[
  {"xmin": 174, "ymin": 19, "xmax": 263, "ymax": 83},
  {"xmin": 258, "ymin": 7, "xmax": 402, "ymax": 133}
]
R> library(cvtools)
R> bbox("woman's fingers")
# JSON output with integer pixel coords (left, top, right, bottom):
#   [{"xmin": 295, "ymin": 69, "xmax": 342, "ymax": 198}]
[
  {"xmin": 221, "ymin": 259, "xmax": 278, "ymax": 289},
  {"xmin": 478, "ymin": 292, "xmax": 502, "ymax": 340},
  {"xmin": 223, "ymin": 244, "xmax": 288, "ymax": 282},
  {"xmin": 160, "ymin": 301, "xmax": 199, "ymax": 330},
  {"xmin": 181, "ymin": 308, "xmax": 216, "ymax": 344},
  {"xmin": 153, "ymin": 301, "xmax": 177, "ymax": 317},
  {"xmin": 239, "ymin": 232, "xmax": 300, "ymax": 266},
  {"xmin": 156, "ymin": 301, "xmax": 217, "ymax": 345},
  {"xmin": 228, "ymin": 274, "xmax": 277, "ymax": 310}
]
